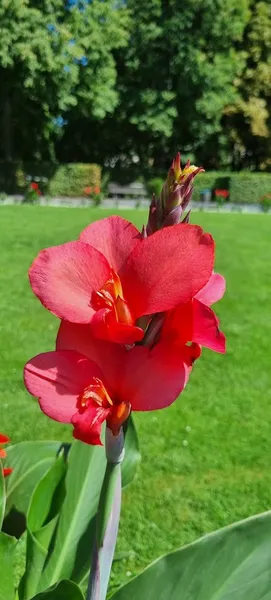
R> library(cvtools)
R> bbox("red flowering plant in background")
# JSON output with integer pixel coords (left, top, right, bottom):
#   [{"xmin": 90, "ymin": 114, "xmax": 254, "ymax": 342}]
[
  {"xmin": 84, "ymin": 185, "xmax": 102, "ymax": 206},
  {"xmin": 0, "ymin": 433, "xmax": 12, "ymax": 477},
  {"xmin": 24, "ymin": 181, "xmax": 42, "ymax": 204}
]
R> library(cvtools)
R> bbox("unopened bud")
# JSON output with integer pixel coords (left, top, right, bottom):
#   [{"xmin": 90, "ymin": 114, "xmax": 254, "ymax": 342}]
[{"xmin": 146, "ymin": 153, "xmax": 204, "ymax": 235}]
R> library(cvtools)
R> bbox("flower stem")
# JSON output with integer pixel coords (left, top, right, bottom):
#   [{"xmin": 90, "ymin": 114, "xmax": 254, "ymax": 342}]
[{"xmin": 86, "ymin": 428, "xmax": 124, "ymax": 600}]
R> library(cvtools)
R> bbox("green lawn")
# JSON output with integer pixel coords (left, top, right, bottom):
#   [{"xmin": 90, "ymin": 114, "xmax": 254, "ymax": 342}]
[{"xmin": 1, "ymin": 206, "xmax": 271, "ymax": 591}]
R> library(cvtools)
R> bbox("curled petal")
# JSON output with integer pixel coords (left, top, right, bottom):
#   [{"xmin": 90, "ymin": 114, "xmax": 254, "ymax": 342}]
[
  {"xmin": 195, "ymin": 272, "xmax": 226, "ymax": 306},
  {"xmin": 29, "ymin": 241, "xmax": 110, "ymax": 323},
  {"xmin": 121, "ymin": 224, "xmax": 214, "ymax": 318},
  {"xmin": 193, "ymin": 299, "xmax": 226, "ymax": 353},
  {"xmin": 0, "ymin": 434, "xmax": 10, "ymax": 444},
  {"xmin": 24, "ymin": 351, "xmax": 102, "ymax": 423},
  {"xmin": 80, "ymin": 216, "xmax": 140, "ymax": 272},
  {"xmin": 72, "ymin": 403, "xmax": 111, "ymax": 446},
  {"xmin": 90, "ymin": 308, "xmax": 144, "ymax": 345}
]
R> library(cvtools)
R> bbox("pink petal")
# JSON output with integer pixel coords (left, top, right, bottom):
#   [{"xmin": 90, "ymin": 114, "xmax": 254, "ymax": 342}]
[
  {"xmin": 121, "ymin": 224, "xmax": 214, "ymax": 318},
  {"xmin": 193, "ymin": 298, "xmax": 226, "ymax": 353},
  {"xmin": 119, "ymin": 343, "xmax": 189, "ymax": 411},
  {"xmin": 80, "ymin": 216, "xmax": 141, "ymax": 272},
  {"xmin": 72, "ymin": 402, "xmax": 111, "ymax": 446},
  {"xmin": 29, "ymin": 241, "xmax": 110, "ymax": 323},
  {"xmin": 24, "ymin": 350, "xmax": 103, "ymax": 423},
  {"xmin": 56, "ymin": 320, "xmax": 126, "ymax": 391},
  {"xmin": 195, "ymin": 272, "xmax": 226, "ymax": 306}
]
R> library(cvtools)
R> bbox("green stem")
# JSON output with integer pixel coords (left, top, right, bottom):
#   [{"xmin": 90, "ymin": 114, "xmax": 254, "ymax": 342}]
[{"xmin": 86, "ymin": 428, "xmax": 124, "ymax": 600}]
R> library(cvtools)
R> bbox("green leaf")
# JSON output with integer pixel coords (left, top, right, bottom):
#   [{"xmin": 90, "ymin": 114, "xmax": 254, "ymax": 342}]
[
  {"xmin": 19, "ymin": 455, "xmax": 67, "ymax": 600},
  {"xmin": 0, "ymin": 464, "xmax": 6, "ymax": 529},
  {"xmin": 0, "ymin": 532, "xmax": 16, "ymax": 600},
  {"xmin": 122, "ymin": 417, "xmax": 141, "ymax": 488},
  {"xmin": 32, "ymin": 580, "xmax": 84, "ymax": 599},
  {"xmin": 110, "ymin": 511, "xmax": 271, "ymax": 600},
  {"xmin": 38, "ymin": 441, "xmax": 107, "ymax": 592},
  {"xmin": 4, "ymin": 441, "xmax": 62, "ymax": 521}
]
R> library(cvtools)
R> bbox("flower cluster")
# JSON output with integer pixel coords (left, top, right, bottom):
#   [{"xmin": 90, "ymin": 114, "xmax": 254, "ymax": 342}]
[
  {"xmin": 84, "ymin": 186, "xmax": 101, "ymax": 196},
  {"xmin": 24, "ymin": 181, "xmax": 42, "ymax": 204},
  {"xmin": 0, "ymin": 433, "xmax": 12, "ymax": 477},
  {"xmin": 24, "ymin": 155, "xmax": 226, "ymax": 446}
]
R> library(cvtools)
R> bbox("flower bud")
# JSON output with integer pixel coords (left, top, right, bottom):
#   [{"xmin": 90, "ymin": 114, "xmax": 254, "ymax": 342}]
[{"xmin": 146, "ymin": 153, "xmax": 204, "ymax": 234}]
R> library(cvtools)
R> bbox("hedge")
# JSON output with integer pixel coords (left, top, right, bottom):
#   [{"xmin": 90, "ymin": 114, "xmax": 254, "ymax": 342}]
[
  {"xmin": 193, "ymin": 172, "xmax": 271, "ymax": 204},
  {"xmin": 0, "ymin": 162, "xmax": 101, "ymax": 197},
  {"xmin": 146, "ymin": 172, "xmax": 271, "ymax": 205}
]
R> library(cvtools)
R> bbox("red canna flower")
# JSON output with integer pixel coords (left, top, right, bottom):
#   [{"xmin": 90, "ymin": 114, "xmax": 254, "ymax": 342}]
[
  {"xmin": 24, "ymin": 323, "xmax": 195, "ymax": 445},
  {"xmin": 94, "ymin": 186, "xmax": 101, "ymax": 195},
  {"xmin": 29, "ymin": 216, "xmax": 215, "ymax": 345},
  {"xmin": 0, "ymin": 433, "xmax": 12, "ymax": 477},
  {"xmin": 162, "ymin": 272, "xmax": 226, "ymax": 353},
  {"xmin": 30, "ymin": 182, "xmax": 39, "ymax": 191}
]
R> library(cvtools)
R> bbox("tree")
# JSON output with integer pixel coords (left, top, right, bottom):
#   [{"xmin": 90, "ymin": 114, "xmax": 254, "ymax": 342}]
[
  {"xmin": 69, "ymin": 0, "xmax": 249, "ymax": 171},
  {"xmin": 224, "ymin": 0, "xmax": 271, "ymax": 170},
  {"xmin": 0, "ymin": 0, "xmax": 129, "ymax": 161}
]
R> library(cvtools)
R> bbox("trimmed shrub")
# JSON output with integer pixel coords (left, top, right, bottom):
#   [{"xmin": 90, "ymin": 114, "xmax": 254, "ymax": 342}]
[
  {"xmin": 229, "ymin": 173, "xmax": 271, "ymax": 205},
  {"xmin": 48, "ymin": 164, "xmax": 101, "ymax": 197},
  {"xmin": 193, "ymin": 172, "xmax": 271, "ymax": 204},
  {"xmin": 0, "ymin": 162, "xmax": 101, "ymax": 197}
]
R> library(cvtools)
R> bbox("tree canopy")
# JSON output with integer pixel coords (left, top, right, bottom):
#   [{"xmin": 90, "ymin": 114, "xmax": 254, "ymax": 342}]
[{"xmin": 0, "ymin": 0, "xmax": 270, "ymax": 171}]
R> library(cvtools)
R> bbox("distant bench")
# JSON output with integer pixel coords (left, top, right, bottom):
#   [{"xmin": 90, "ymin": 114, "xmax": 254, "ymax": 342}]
[{"xmin": 106, "ymin": 182, "xmax": 149, "ymax": 206}]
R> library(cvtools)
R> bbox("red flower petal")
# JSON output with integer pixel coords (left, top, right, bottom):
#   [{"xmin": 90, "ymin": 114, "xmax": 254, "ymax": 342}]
[
  {"xmin": 29, "ymin": 241, "xmax": 110, "ymax": 323},
  {"xmin": 192, "ymin": 299, "xmax": 226, "ymax": 353},
  {"xmin": 121, "ymin": 224, "xmax": 214, "ymax": 318},
  {"xmin": 0, "ymin": 433, "xmax": 10, "ymax": 444},
  {"xmin": 90, "ymin": 308, "xmax": 144, "ymax": 344},
  {"xmin": 0, "ymin": 449, "xmax": 7, "ymax": 458},
  {"xmin": 72, "ymin": 403, "xmax": 111, "ymax": 446},
  {"xmin": 195, "ymin": 272, "xmax": 226, "ymax": 306},
  {"xmin": 80, "ymin": 216, "xmax": 140, "ymax": 272},
  {"xmin": 24, "ymin": 350, "xmax": 103, "ymax": 423},
  {"xmin": 119, "ymin": 342, "xmax": 189, "ymax": 411},
  {"xmin": 56, "ymin": 320, "xmax": 127, "ymax": 391},
  {"xmin": 3, "ymin": 468, "xmax": 13, "ymax": 477}
]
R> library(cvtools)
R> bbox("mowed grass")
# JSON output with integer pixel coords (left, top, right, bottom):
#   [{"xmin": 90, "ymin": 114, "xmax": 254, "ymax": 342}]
[{"xmin": 0, "ymin": 206, "xmax": 271, "ymax": 590}]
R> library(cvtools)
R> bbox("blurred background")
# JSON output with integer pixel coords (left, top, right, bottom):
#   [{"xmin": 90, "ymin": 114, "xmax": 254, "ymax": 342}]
[{"xmin": 0, "ymin": 0, "xmax": 270, "ymax": 195}]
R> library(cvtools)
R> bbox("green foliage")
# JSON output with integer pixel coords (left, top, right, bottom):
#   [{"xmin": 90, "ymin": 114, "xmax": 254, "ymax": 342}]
[
  {"xmin": 0, "ymin": 161, "xmax": 101, "ymax": 196},
  {"xmin": 2, "ymin": 420, "xmax": 139, "ymax": 597},
  {"xmin": 111, "ymin": 511, "xmax": 271, "ymax": 599},
  {"xmin": 19, "ymin": 456, "xmax": 67, "ymax": 600},
  {"xmin": 0, "ymin": 532, "xmax": 16, "ymax": 600},
  {"xmin": 32, "ymin": 580, "xmax": 84, "ymax": 600},
  {"xmin": 191, "ymin": 171, "xmax": 271, "ymax": 204},
  {"xmin": 259, "ymin": 193, "xmax": 271, "ymax": 212},
  {"xmin": 229, "ymin": 173, "xmax": 271, "ymax": 204},
  {"xmin": 0, "ymin": 0, "xmax": 130, "ymax": 161},
  {"xmin": 47, "ymin": 164, "xmax": 101, "ymax": 197},
  {"xmin": 0, "ymin": 468, "xmax": 5, "ymax": 530},
  {"xmin": 224, "ymin": 1, "xmax": 271, "ymax": 169},
  {"xmin": 4, "ymin": 441, "xmax": 62, "ymax": 526}
]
